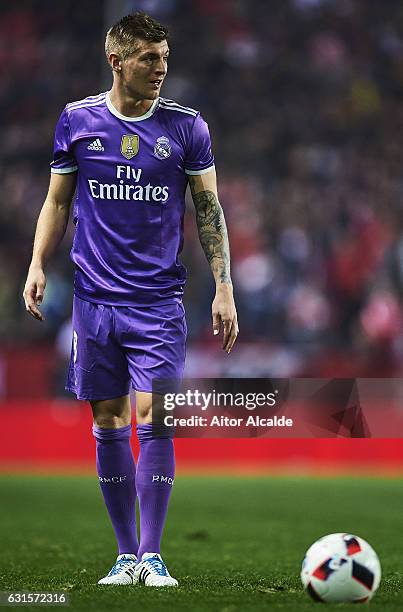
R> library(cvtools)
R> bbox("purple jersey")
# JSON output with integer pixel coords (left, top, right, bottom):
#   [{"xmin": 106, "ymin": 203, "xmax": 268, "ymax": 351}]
[{"xmin": 50, "ymin": 91, "xmax": 214, "ymax": 306}]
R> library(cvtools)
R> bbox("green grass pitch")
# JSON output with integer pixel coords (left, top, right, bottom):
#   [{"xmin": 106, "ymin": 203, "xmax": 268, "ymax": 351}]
[{"xmin": 0, "ymin": 474, "xmax": 402, "ymax": 611}]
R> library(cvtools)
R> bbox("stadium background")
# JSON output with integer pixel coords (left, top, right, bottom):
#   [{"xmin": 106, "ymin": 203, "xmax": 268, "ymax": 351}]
[{"xmin": 1, "ymin": 0, "xmax": 403, "ymax": 472}]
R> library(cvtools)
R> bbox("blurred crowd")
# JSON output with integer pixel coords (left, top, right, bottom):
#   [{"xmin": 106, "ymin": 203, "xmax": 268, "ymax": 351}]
[{"xmin": 2, "ymin": 0, "xmax": 403, "ymax": 388}]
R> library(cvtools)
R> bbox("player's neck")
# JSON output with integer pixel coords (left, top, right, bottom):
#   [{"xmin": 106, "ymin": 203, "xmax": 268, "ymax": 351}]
[{"xmin": 109, "ymin": 86, "xmax": 155, "ymax": 118}]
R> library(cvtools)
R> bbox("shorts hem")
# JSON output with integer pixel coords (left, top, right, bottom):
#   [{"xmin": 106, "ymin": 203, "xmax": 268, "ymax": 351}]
[
  {"xmin": 133, "ymin": 383, "xmax": 183, "ymax": 394},
  {"xmin": 133, "ymin": 386, "xmax": 153, "ymax": 394},
  {"xmin": 65, "ymin": 386, "xmax": 131, "ymax": 401},
  {"xmin": 73, "ymin": 291, "xmax": 183, "ymax": 308}
]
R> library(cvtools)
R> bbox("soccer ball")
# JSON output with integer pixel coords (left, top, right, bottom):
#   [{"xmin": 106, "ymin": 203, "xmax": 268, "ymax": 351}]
[{"xmin": 301, "ymin": 533, "xmax": 381, "ymax": 603}]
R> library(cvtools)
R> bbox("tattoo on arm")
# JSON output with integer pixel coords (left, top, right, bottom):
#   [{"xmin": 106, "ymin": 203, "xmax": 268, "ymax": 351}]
[{"xmin": 189, "ymin": 179, "xmax": 231, "ymax": 283}]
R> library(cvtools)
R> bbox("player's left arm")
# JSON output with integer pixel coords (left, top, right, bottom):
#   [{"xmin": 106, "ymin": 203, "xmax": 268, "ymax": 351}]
[{"xmin": 189, "ymin": 167, "xmax": 239, "ymax": 353}]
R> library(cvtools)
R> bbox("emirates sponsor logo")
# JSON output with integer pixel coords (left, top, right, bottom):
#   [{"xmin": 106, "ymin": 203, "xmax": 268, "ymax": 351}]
[{"xmin": 87, "ymin": 165, "xmax": 169, "ymax": 203}]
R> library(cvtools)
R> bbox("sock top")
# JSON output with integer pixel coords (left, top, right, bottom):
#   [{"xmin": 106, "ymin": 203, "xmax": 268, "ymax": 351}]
[
  {"xmin": 136, "ymin": 423, "xmax": 174, "ymax": 442},
  {"xmin": 93, "ymin": 423, "xmax": 132, "ymax": 441}
]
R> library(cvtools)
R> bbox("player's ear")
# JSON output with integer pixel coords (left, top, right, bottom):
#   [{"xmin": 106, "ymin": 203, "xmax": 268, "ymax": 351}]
[{"xmin": 109, "ymin": 53, "xmax": 122, "ymax": 73}]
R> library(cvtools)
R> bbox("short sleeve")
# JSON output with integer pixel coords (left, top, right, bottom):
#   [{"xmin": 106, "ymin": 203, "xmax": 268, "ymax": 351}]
[
  {"xmin": 184, "ymin": 113, "xmax": 215, "ymax": 175},
  {"xmin": 50, "ymin": 109, "xmax": 78, "ymax": 174}
]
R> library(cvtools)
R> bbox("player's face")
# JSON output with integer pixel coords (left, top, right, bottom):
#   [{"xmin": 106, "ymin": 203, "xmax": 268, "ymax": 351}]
[{"xmin": 122, "ymin": 40, "xmax": 169, "ymax": 100}]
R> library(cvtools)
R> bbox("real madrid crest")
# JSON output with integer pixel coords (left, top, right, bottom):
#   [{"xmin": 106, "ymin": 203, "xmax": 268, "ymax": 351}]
[
  {"xmin": 121, "ymin": 134, "xmax": 139, "ymax": 159},
  {"xmin": 154, "ymin": 136, "xmax": 172, "ymax": 160}
]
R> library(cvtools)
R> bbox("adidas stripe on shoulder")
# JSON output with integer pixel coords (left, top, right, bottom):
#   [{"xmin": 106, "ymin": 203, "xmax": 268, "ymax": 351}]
[
  {"xmin": 66, "ymin": 92, "xmax": 107, "ymax": 112},
  {"xmin": 159, "ymin": 98, "xmax": 198, "ymax": 116}
]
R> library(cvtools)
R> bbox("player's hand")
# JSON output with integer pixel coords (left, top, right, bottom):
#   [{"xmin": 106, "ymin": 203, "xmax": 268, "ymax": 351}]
[
  {"xmin": 212, "ymin": 283, "xmax": 239, "ymax": 353},
  {"xmin": 23, "ymin": 266, "xmax": 46, "ymax": 321}
]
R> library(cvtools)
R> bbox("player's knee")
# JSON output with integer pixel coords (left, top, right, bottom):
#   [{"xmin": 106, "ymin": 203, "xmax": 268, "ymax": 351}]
[
  {"xmin": 135, "ymin": 391, "xmax": 171, "ymax": 424},
  {"xmin": 90, "ymin": 395, "xmax": 131, "ymax": 428},
  {"xmin": 135, "ymin": 391, "xmax": 160, "ymax": 424},
  {"xmin": 136, "ymin": 402, "xmax": 152, "ymax": 424}
]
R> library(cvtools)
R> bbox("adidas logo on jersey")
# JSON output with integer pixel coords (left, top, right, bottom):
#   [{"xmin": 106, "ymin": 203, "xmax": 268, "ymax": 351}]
[{"xmin": 87, "ymin": 138, "xmax": 104, "ymax": 151}]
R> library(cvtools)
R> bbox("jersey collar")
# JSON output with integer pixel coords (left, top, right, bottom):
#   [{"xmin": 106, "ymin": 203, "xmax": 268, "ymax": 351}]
[{"xmin": 106, "ymin": 91, "xmax": 159, "ymax": 122}]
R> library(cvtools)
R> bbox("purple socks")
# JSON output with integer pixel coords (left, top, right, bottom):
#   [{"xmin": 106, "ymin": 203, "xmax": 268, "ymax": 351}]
[
  {"xmin": 93, "ymin": 424, "xmax": 139, "ymax": 555},
  {"xmin": 136, "ymin": 424, "xmax": 175, "ymax": 559},
  {"xmin": 93, "ymin": 422, "xmax": 175, "ymax": 559}
]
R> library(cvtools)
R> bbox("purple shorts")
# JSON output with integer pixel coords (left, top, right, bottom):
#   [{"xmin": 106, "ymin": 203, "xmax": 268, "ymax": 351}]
[{"xmin": 66, "ymin": 295, "xmax": 187, "ymax": 400}]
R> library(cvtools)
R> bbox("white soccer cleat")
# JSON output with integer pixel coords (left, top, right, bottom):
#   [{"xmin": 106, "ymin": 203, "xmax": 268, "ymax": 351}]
[
  {"xmin": 134, "ymin": 553, "xmax": 178, "ymax": 587},
  {"xmin": 97, "ymin": 553, "xmax": 138, "ymax": 585}
]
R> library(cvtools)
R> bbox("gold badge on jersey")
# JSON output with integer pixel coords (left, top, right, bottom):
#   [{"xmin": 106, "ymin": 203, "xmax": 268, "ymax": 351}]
[{"xmin": 121, "ymin": 134, "xmax": 139, "ymax": 159}]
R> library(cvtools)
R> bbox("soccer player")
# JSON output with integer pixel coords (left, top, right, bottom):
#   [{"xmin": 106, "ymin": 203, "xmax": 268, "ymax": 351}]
[{"xmin": 23, "ymin": 13, "xmax": 238, "ymax": 587}]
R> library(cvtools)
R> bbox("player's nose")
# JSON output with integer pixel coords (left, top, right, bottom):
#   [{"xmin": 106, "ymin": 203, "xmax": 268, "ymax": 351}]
[{"xmin": 154, "ymin": 58, "xmax": 167, "ymax": 76}]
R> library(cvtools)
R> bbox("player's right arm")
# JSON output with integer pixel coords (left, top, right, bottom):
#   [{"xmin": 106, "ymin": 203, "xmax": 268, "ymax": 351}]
[{"xmin": 23, "ymin": 172, "xmax": 76, "ymax": 321}]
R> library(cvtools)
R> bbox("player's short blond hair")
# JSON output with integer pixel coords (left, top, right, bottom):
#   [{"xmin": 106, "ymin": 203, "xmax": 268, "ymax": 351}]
[{"xmin": 105, "ymin": 12, "xmax": 169, "ymax": 61}]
